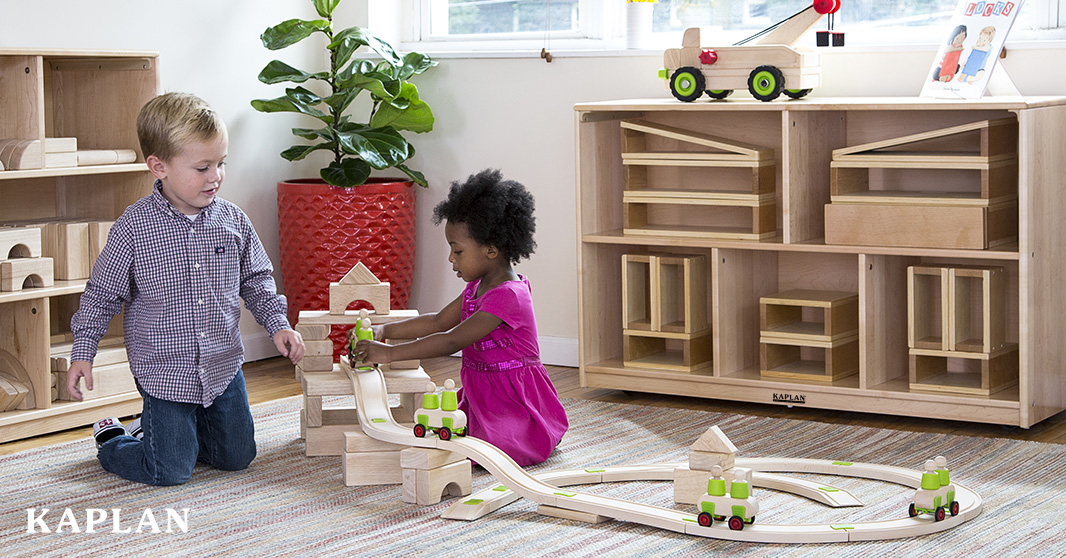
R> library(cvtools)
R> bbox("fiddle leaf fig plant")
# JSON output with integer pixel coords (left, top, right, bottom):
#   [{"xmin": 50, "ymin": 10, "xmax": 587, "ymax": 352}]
[{"xmin": 252, "ymin": 0, "xmax": 436, "ymax": 187}]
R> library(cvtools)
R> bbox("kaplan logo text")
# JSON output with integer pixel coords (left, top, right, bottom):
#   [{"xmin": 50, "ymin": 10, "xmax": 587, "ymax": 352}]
[{"xmin": 26, "ymin": 508, "xmax": 189, "ymax": 534}]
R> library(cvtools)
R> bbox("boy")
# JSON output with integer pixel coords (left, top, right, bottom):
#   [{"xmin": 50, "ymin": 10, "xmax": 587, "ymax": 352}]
[{"xmin": 66, "ymin": 92, "xmax": 305, "ymax": 486}]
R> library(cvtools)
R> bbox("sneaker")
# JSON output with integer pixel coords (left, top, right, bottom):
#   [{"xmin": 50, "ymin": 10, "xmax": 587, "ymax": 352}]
[
  {"xmin": 127, "ymin": 417, "xmax": 143, "ymax": 440},
  {"xmin": 92, "ymin": 417, "xmax": 127, "ymax": 448}
]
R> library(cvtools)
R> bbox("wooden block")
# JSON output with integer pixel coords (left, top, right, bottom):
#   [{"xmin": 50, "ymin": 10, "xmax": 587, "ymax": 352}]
[
  {"xmin": 0, "ymin": 257, "xmax": 54, "ymax": 291},
  {"xmin": 76, "ymin": 149, "xmax": 137, "ymax": 166},
  {"xmin": 689, "ymin": 450, "xmax": 735, "ymax": 471},
  {"xmin": 0, "ymin": 372, "xmax": 30, "ymax": 411},
  {"xmin": 403, "ymin": 460, "xmax": 472, "ymax": 505},
  {"xmin": 301, "ymin": 366, "xmax": 431, "ymax": 397},
  {"xmin": 39, "ymin": 222, "xmax": 91, "ymax": 280},
  {"xmin": 622, "ymin": 254, "xmax": 655, "ymax": 331},
  {"xmin": 298, "ymin": 355, "xmax": 334, "ymax": 372},
  {"xmin": 51, "ymin": 342, "xmax": 127, "ymax": 372},
  {"xmin": 673, "ymin": 465, "xmax": 736, "ymax": 505},
  {"xmin": 343, "ymin": 450, "xmax": 404, "ymax": 486},
  {"xmin": 339, "ymin": 262, "xmax": 381, "ymax": 284},
  {"xmin": 45, "ymin": 152, "xmax": 77, "ymax": 168},
  {"xmin": 328, "ymin": 282, "xmax": 390, "ymax": 315},
  {"xmin": 304, "ymin": 395, "xmax": 322, "ymax": 428},
  {"xmin": 298, "ymin": 309, "xmax": 417, "ymax": 325},
  {"xmin": 87, "ymin": 221, "xmax": 113, "ymax": 261},
  {"xmin": 56, "ymin": 362, "xmax": 135, "ymax": 401},
  {"xmin": 303, "ymin": 339, "xmax": 334, "ymax": 358},
  {"xmin": 0, "ymin": 227, "xmax": 42, "ymax": 258},
  {"xmin": 302, "ymin": 407, "xmax": 359, "ymax": 456},
  {"xmin": 824, "ymin": 202, "xmax": 1016, "ymax": 250},
  {"xmin": 295, "ymin": 323, "xmax": 330, "ymax": 340},
  {"xmin": 690, "ymin": 425, "xmax": 738, "ymax": 454},
  {"xmin": 537, "ymin": 504, "xmax": 611, "ymax": 524},
  {"xmin": 44, "ymin": 137, "xmax": 77, "ymax": 153},
  {"xmin": 344, "ymin": 429, "xmax": 409, "ymax": 453},
  {"xmin": 400, "ymin": 447, "xmax": 466, "ymax": 470},
  {"xmin": 0, "ymin": 139, "xmax": 42, "ymax": 169}
]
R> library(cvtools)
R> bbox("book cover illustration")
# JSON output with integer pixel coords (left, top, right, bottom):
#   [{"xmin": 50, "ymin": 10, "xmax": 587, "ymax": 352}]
[{"xmin": 920, "ymin": 0, "xmax": 1025, "ymax": 99}]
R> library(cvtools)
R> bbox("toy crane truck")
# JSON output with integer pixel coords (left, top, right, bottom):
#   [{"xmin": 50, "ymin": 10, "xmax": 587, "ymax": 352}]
[{"xmin": 661, "ymin": 1, "xmax": 842, "ymax": 102}]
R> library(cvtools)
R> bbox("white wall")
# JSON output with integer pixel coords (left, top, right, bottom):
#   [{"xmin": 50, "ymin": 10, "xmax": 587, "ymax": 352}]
[{"xmin": 3, "ymin": 1, "xmax": 1065, "ymax": 365}]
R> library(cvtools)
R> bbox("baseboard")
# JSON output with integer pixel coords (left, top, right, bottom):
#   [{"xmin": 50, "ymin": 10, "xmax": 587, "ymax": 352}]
[{"xmin": 244, "ymin": 330, "xmax": 579, "ymax": 369}]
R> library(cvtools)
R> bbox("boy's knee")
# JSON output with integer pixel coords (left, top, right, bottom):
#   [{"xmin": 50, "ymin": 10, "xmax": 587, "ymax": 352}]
[{"xmin": 214, "ymin": 443, "xmax": 256, "ymax": 471}]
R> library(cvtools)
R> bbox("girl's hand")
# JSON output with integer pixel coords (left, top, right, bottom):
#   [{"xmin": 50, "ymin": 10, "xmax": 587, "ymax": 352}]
[{"xmin": 355, "ymin": 339, "xmax": 392, "ymax": 364}]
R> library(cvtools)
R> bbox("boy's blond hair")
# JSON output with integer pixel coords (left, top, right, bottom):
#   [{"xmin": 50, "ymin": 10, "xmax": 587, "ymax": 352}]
[{"xmin": 136, "ymin": 92, "xmax": 226, "ymax": 162}]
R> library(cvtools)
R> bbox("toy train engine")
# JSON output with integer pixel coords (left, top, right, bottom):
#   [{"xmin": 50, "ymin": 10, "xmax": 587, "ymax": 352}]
[
  {"xmin": 413, "ymin": 379, "xmax": 468, "ymax": 441},
  {"xmin": 695, "ymin": 466, "xmax": 760, "ymax": 530},
  {"xmin": 908, "ymin": 456, "xmax": 959, "ymax": 521}
]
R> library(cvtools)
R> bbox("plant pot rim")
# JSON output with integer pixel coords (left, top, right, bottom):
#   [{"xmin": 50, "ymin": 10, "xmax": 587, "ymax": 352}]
[{"xmin": 277, "ymin": 177, "xmax": 414, "ymax": 194}]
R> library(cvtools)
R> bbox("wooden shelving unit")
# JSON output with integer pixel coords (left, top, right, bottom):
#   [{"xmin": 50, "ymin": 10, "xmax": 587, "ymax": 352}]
[
  {"xmin": 0, "ymin": 49, "xmax": 159, "ymax": 442},
  {"xmin": 575, "ymin": 97, "xmax": 1066, "ymax": 428}
]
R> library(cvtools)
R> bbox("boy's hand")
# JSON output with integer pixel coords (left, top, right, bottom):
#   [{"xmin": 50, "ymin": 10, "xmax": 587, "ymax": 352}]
[
  {"xmin": 66, "ymin": 361, "xmax": 94, "ymax": 402},
  {"xmin": 354, "ymin": 339, "xmax": 392, "ymax": 364},
  {"xmin": 274, "ymin": 329, "xmax": 305, "ymax": 364}
]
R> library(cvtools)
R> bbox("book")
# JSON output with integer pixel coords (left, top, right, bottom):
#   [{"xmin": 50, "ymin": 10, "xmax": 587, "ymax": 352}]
[{"xmin": 920, "ymin": 0, "xmax": 1025, "ymax": 99}]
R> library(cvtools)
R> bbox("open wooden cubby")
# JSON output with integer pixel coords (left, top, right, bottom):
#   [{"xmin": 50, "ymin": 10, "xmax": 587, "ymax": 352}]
[
  {"xmin": 0, "ymin": 49, "xmax": 158, "ymax": 442},
  {"xmin": 621, "ymin": 253, "xmax": 711, "ymax": 373},
  {"xmin": 759, "ymin": 290, "xmax": 859, "ymax": 383},
  {"xmin": 577, "ymin": 97, "xmax": 1066, "ymax": 428}
]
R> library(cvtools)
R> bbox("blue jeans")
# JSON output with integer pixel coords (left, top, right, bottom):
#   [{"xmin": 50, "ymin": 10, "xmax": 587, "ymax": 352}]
[{"xmin": 97, "ymin": 369, "xmax": 256, "ymax": 486}]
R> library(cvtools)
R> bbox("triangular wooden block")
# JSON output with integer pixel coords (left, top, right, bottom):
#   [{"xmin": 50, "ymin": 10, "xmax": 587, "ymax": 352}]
[
  {"xmin": 833, "ymin": 118, "xmax": 1016, "ymax": 159},
  {"xmin": 690, "ymin": 425, "xmax": 738, "ymax": 454},
  {"xmin": 340, "ymin": 262, "xmax": 381, "ymax": 285},
  {"xmin": 620, "ymin": 120, "xmax": 771, "ymax": 161}
]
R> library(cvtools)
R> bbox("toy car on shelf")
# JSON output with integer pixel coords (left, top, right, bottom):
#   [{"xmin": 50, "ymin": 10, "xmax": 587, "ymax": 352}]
[
  {"xmin": 413, "ymin": 379, "xmax": 468, "ymax": 441},
  {"xmin": 660, "ymin": 1, "xmax": 842, "ymax": 102},
  {"xmin": 909, "ymin": 456, "xmax": 959, "ymax": 521},
  {"xmin": 695, "ymin": 466, "xmax": 760, "ymax": 530}
]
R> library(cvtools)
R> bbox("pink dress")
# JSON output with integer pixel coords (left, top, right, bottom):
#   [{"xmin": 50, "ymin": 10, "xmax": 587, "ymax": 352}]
[{"xmin": 457, "ymin": 276, "xmax": 568, "ymax": 466}]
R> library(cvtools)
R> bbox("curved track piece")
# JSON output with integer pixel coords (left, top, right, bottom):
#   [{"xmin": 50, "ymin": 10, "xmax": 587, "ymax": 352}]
[{"xmin": 342, "ymin": 360, "xmax": 982, "ymax": 543}]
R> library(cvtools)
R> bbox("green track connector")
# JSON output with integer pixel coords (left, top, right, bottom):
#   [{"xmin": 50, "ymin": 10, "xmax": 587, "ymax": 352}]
[
  {"xmin": 463, "ymin": 499, "xmax": 484, "ymax": 505},
  {"xmin": 831, "ymin": 461, "xmax": 854, "ymax": 466}
]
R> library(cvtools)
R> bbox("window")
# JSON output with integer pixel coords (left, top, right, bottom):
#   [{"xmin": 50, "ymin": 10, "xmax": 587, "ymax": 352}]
[{"xmin": 404, "ymin": 0, "xmax": 1066, "ymax": 50}]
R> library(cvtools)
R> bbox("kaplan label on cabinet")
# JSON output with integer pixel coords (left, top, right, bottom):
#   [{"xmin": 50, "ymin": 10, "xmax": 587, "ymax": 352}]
[{"xmin": 772, "ymin": 392, "xmax": 807, "ymax": 405}]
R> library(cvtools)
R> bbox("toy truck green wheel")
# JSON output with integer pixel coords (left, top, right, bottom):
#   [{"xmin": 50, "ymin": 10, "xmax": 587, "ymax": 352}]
[
  {"xmin": 706, "ymin": 89, "xmax": 733, "ymax": 100},
  {"xmin": 784, "ymin": 88, "xmax": 811, "ymax": 99},
  {"xmin": 747, "ymin": 65, "xmax": 785, "ymax": 102},
  {"xmin": 670, "ymin": 67, "xmax": 705, "ymax": 102}
]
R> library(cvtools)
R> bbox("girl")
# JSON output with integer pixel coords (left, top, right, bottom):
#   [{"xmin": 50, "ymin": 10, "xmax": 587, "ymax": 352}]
[{"xmin": 351, "ymin": 169, "xmax": 568, "ymax": 466}]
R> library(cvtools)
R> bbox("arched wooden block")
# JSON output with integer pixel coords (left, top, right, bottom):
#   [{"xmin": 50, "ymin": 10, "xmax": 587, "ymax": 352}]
[{"xmin": 0, "ymin": 257, "xmax": 54, "ymax": 292}]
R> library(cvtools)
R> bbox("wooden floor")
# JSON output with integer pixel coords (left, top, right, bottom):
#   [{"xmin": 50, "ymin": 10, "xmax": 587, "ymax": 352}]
[{"xmin": 3, "ymin": 355, "xmax": 1064, "ymax": 456}]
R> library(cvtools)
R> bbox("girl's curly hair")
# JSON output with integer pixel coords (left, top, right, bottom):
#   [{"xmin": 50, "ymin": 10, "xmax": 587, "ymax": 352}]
[{"xmin": 432, "ymin": 169, "xmax": 536, "ymax": 265}]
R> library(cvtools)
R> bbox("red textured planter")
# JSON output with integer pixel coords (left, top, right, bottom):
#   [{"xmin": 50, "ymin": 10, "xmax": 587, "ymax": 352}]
[{"xmin": 277, "ymin": 178, "xmax": 416, "ymax": 359}]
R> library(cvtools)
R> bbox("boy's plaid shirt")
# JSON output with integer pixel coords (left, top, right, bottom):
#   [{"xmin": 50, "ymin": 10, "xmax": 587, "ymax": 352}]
[{"xmin": 72, "ymin": 181, "xmax": 290, "ymax": 406}]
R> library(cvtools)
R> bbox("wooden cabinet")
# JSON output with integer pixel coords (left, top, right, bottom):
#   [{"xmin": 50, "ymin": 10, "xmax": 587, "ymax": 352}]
[
  {"xmin": 0, "ymin": 49, "xmax": 159, "ymax": 442},
  {"xmin": 575, "ymin": 97, "xmax": 1066, "ymax": 428}
]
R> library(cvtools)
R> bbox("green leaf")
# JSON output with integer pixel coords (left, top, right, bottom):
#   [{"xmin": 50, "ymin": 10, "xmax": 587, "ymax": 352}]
[
  {"xmin": 335, "ymin": 124, "xmax": 410, "ymax": 169},
  {"xmin": 336, "ymin": 67, "xmax": 401, "ymax": 101},
  {"xmin": 322, "ymin": 158, "xmax": 372, "ymax": 188},
  {"xmin": 330, "ymin": 26, "xmax": 401, "ymax": 69},
  {"xmin": 370, "ymin": 83, "xmax": 434, "ymax": 133},
  {"xmin": 250, "ymin": 87, "xmax": 330, "ymax": 124},
  {"xmin": 395, "ymin": 52, "xmax": 437, "ymax": 81},
  {"xmin": 261, "ymin": 19, "xmax": 330, "ymax": 50},
  {"xmin": 312, "ymin": 0, "xmax": 340, "ymax": 18},
  {"xmin": 291, "ymin": 127, "xmax": 332, "ymax": 141},
  {"xmin": 323, "ymin": 89, "xmax": 361, "ymax": 116},
  {"xmin": 258, "ymin": 60, "xmax": 327, "ymax": 85},
  {"xmin": 281, "ymin": 143, "xmax": 331, "ymax": 162},
  {"xmin": 396, "ymin": 163, "xmax": 428, "ymax": 187}
]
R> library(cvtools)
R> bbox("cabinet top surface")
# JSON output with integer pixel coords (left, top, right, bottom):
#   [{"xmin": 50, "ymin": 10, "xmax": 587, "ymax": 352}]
[
  {"xmin": 574, "ymin": 96, "xmax": 1066, "ymax": 112},
  {"xmin": 0, "ymin": 48, "xmax": 158, "ymax": 58}
]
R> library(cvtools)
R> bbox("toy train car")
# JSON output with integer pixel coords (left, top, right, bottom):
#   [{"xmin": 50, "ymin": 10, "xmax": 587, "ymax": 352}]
[
  {"xmin": 413, "ymin": 379, "xmax": 467, "ymax": 441},
  {"xmin": 695, "ymin": 466, "xmax": 760, "ymax": 530},
  {"xmin": 908, "ymin": 456, "xmax": 959, "ymax": 521}
]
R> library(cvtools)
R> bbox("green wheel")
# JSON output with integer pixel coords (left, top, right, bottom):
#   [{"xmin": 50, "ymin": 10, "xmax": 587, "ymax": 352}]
[
  {"xmin": 670, "ymin": 67, "xmax": 705, "ymax": 102},
  {"xmin": 747, "ymin": 65, "xmax": 784, "ymax": 102},
  {"xmin": 783, "ymin": 88, "xmax": 811, "ymax": 99},
  {"xmin": 705, "ymin": 89, "xmax": 733, "ymax": 100}
]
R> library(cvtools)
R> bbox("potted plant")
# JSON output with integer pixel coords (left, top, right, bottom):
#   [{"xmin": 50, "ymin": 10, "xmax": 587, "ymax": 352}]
[{"xmin": 253, "ymin": 0, "xmax": 436, "ymax": 356}]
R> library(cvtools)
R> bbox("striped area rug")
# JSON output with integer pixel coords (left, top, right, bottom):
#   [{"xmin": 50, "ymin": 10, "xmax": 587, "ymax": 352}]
[{"xmin": 3, "ymin": 396, "xmax": 1065, "ymax": 557}]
